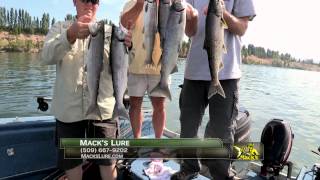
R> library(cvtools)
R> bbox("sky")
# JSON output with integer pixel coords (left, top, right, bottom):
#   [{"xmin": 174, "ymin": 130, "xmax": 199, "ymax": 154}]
[{"xmin": 1, "ymin": 0, "xmax": 320, "ymax": 63}]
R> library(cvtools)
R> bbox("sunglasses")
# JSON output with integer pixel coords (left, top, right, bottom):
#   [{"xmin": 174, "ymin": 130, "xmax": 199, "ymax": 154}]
[{"xmin": 80, "ymin": 0, "xmax": 99, "ymax": 4}]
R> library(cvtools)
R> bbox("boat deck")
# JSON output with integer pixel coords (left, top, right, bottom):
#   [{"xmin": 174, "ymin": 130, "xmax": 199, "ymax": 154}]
[{"xmin": 1, "ymin": 110, "xmax": 316, "ymax": 179}]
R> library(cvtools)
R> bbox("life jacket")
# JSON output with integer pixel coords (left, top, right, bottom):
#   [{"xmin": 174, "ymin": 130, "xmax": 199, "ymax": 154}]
[{"xmin": 260, "ymin": 119, "xmax": 294, "ymax": 176}]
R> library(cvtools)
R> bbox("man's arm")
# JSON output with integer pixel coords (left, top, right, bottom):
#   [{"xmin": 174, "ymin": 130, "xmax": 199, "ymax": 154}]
[
  {"xmin": 223, "ymin": 11, "xmax": 250, "ymax": 37},
  {"xmin": 120, "ymin": 0, "xmax": 144, "ymax": 29},
  {"xmin": 185, "ymin": 3, "xmax": 198, "ymax": 37},
  {"xmin": 41, "ymin": 16, "xmax": 92, "ymax": 65},
  {"xmin": 40, "ymin": 22, "xmax": 72, "ymax": 65}
]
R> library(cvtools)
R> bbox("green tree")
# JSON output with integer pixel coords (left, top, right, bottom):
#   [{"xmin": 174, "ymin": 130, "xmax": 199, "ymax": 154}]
[
  {"xmin": 21, "ymin": 9, "xmax": 25, "ymax": 29},
  {"xmin": 17, "ymin": 9, "xmax": 21, "ymax": 33},
  {"xmin": 0, "ymin": 8, "xmax": 4, "ymax": 28},
  {"xmin": 36, "ymin": 17, "xmax": 39, "ymax": 32},
  {"xmin": 23, "ymin": 10, "xmax": 28, "ymax": 31},
  {"xmin": 10, "ymin": 8, "xmax": 14, "ymax": 29},
  {"xmin": 40, "ymin": 13, "xmax": 50, "ymax": 34},
  {"xmin": 65, "ymin": 14, "xmax": 74, "ymax": 21},
  {"xmin": 242, "ymin": 45, "xmax": 248, "ymax": 58},
  {"xmin": 247, "ymin": 44, "xmax": 255, "ymax": 55},
  {"xmin": 4, "ymin": 7, "xmax": 7, "ymax": 27},
  {"xmin": 14, "ymin": 9, "xmax": 17, "ymax": 29},
  {"xmin": 25, "ymin": 14, "xmax": 32, "ymax": 33},
  {"xmin": 45, "ymin": 13, "xmax": 50, "ymax": 33},
  {"xmin": 6, "ymin": 11, "xmax": 10, "ymax": 28},
  {"xmin": 51, "ymin": 17, "xmax": 56, "ymax": 27}
]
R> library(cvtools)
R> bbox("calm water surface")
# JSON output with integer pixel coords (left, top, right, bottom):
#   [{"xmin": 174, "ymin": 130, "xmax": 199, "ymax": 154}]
[{"xmin": 0, "ymin": 53, "xmax": 319, "ymax": 174}]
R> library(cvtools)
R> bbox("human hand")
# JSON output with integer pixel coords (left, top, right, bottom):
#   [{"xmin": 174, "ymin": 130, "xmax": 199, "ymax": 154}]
[
  {"xmin": 67, "ymin": 21, "xmax": 90, "ymax": 43},
  {"xmin": 203, "ymin": 0, "xmax": 225, "ymax": 16},
  {"xmin": 185, "ymin": 3, "xmax": 198, "ymax": 21},
  {"xmin": 137, "ymin": 0, "xmax": 144, "ymax": 5},
  {"xmin": 124, "ymin": 21, "xmax": 133, "ymax": 48},
  {"xmin": 67, "ymin": 16, "xmax": 92, "ymax": 43}
]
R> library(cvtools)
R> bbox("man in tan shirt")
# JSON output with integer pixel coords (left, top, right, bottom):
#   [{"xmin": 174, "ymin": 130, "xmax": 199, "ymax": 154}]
[
  {"xmin": 40, "ymin": 0, "xmax": 131, "ymax": 179},
  {"xmin": 121, "ymin": 0, "xmax": 165, "ymax": 139},
  {"xmin": 120, "ymin": 0, "xmax": 198, "ymax": 140}
]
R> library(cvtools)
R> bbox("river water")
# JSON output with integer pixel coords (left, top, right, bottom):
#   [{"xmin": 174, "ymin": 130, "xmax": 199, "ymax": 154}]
[{"xmin": 0, "ymin": 52, "xmax": 319, "ymax": 174}]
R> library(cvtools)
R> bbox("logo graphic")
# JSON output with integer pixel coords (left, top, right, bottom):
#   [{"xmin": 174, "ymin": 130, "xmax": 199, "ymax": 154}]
[{"xmin": 233, "ymin": 143, "xmax": 260, "ymax": 160}]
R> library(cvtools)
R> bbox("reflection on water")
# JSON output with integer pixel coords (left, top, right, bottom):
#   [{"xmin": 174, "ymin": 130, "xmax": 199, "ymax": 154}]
[{"xmin": 0, "ymin": 53, "xmax": 320, "ymax": 174}]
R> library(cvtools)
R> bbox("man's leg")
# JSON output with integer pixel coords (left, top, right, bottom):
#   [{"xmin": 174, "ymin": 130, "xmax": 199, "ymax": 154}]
[
  {"xmin": 204, "ymin": 79, "xmax": 239, "ymax": 180},
  {"xmin": 88, "ymin": 119, "xmax": 119, "ymax": 180},
  {"xmin": 147, "ymin": 75, "xmax": 167, "ymax": 138},
  {"xmin": 171, "ymin": 80, "xmax": 209, "ymax": 179},
  {"xmin": 55, "ymin": 120, "xmax": 87, "ymax": 180},
  {"xmin": 99, "ymin": 164, "xmax": 117, "ymax": 180},
  {"xmin": 127, "ymin": 74, "xmax": 148, "ymax": 138},
  {"xmin": 129, "ymin": 96, "xmax": 144, "ymax": 138},
  {"xmin": 150, "ymin": 96, "xmax": 166, "ymax": 138},
  {"xmin": 65, "ymin": 165, "xmax": 83, "ymax": 180}
]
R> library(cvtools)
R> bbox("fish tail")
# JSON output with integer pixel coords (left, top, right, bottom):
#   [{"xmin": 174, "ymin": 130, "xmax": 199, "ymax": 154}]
[
  {"xmin": 144, "ymin": 62, "xmax": 157, "ymax": 70},
  {"xmin": 144, "ymin": 53, "xmax": 154, "ymax": 65},
  {"xmin": 116, "ymin": 104, "xmax": 130, "ymax": 120},
  {"xmin": 150, "ymin": 84, "xmax": 172, "ymax": 101},
  {"xmin": 208, "ymin": 83, "xmax": 226, "ymax": 99}
]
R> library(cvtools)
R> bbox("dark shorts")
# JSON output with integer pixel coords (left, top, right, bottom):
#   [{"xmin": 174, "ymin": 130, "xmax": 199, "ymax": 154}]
[{"xmin": 55, "ymin": 119, "xmax": 118, "ymax": 171}]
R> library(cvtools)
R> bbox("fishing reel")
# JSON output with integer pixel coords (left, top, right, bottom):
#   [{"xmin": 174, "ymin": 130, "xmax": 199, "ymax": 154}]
[{"xmin": 312, "ymin": 163, "xmax": 320, "ymax": 180}]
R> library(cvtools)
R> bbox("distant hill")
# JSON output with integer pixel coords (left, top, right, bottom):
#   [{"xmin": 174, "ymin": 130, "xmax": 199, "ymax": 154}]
[
  {"xmin": 242, "ymin": 44, "xmax": 320, "ymax": 72},
  {"xmin": 243, "ymin": 55, "xmax": 320, "ymax": 72}
]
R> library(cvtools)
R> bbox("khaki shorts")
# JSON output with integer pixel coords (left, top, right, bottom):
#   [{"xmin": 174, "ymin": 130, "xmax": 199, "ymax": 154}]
[{"xmin": 128, "ymin": 73, "xmax": 170, "ymax": 97}]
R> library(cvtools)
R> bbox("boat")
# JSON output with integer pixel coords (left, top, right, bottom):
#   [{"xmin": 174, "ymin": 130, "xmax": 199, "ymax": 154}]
[{"xmin": 0, "ymin": 98, "xmax": 319, "ymax": 180}]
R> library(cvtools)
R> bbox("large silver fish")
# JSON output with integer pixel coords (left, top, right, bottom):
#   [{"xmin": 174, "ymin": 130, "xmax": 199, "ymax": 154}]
[
  {"xmin": 150, "ymin": 0, "xmax": 186, "ymax": 100},
  {"xmin": 110, "ymin": 25, "xmax": 129, "ymax": 119},
  {"xmin": 204, "ymin": 0, "xmax": 227, "ymax": 99},
  {"xmin": 86, "ymin": 21, "xmax": 105, "ymax": 115},
  {"xmin": 158, "ymin": 0, "xmax": 171, "ymax": 49},
  {"xmin": 143, "ymin": 0, "xmax": 158, "ymax": 66}
]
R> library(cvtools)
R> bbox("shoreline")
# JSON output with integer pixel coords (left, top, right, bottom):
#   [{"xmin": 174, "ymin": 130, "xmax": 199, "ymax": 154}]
[
  {"xmin": 243, "ymin": 55, "xmax": 320, "ymax": 72},
  {"xmin": 0, "ymin": 31, "xmax": 44, "ymax": 53},
  {"xmin": 1, "ymin": 31, "xmax": 319, "ymax": 72},
  {"xmin": 1, "ymin": 51, "xmax": 319, "ymax": 72}
]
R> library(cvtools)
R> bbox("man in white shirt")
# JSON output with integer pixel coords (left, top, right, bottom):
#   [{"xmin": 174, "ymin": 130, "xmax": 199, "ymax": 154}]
[{"xmin": 172, "ymin": 0, "xmax": 256, "ymax": 179}]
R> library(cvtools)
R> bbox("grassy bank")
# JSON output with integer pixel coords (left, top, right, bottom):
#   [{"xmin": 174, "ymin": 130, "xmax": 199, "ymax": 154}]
[{"xmin": 0, "ymin": 31, "xmax": 44, "ymax": 53}]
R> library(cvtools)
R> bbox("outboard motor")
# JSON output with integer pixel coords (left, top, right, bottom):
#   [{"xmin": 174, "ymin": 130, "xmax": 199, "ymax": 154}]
[
  {"xmin": 260, "ymin": 119, "xmax": 294, "ymax": 179},
  {"xmin": 36, "ymin": 96, "xmax": 52, "ymax": 112},
  {"xmin": 315, "ymin": 164, "xmax": 320, "ymax": 180},
  {"xmin": 312, "ymin": 147, "xmax": 320, "ymax": 180}
]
